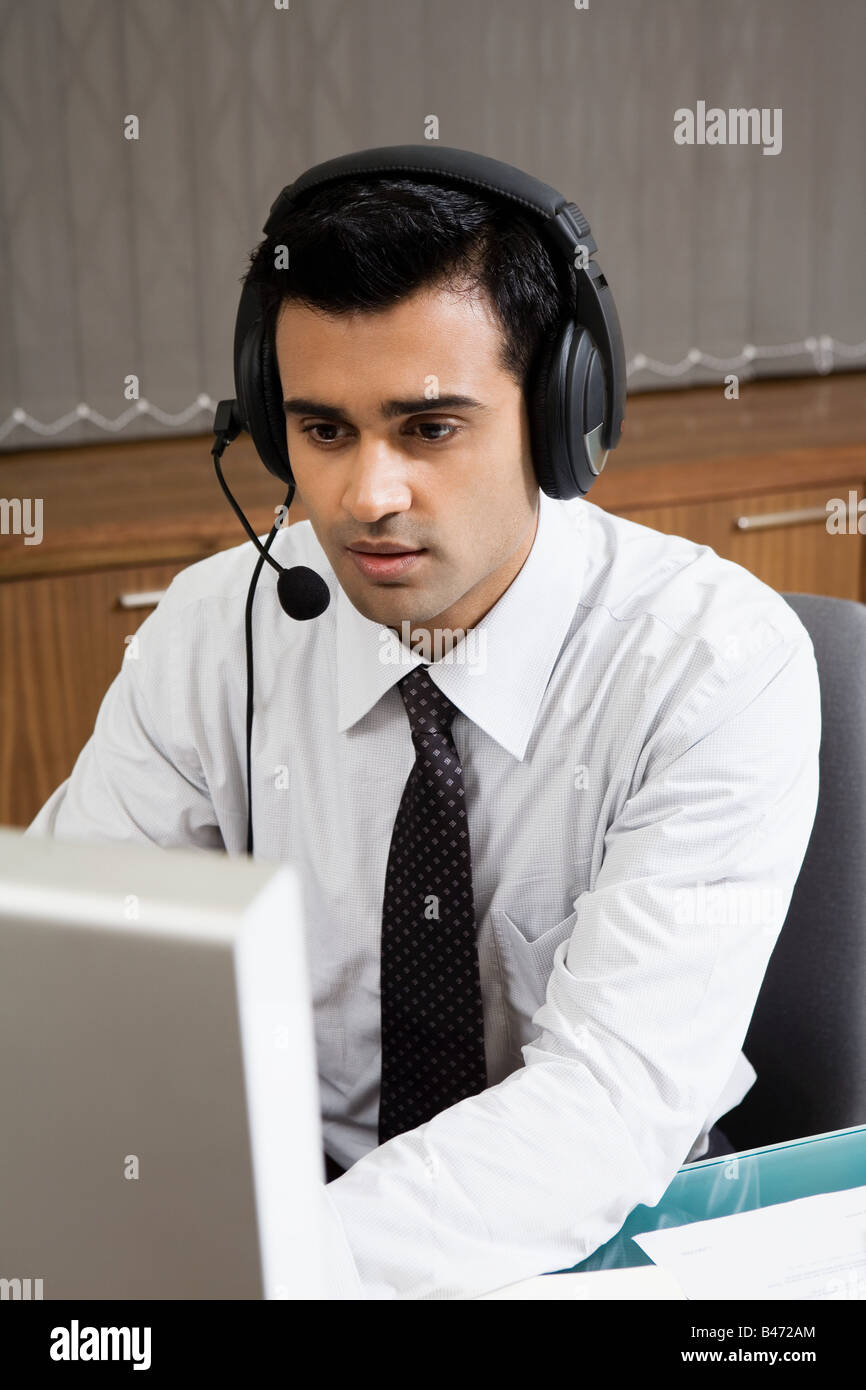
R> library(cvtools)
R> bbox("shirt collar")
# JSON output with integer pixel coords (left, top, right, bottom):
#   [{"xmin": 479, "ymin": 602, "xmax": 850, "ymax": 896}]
[{"xmin": 334, "ymin": 488, "xmax": 587, "ymax": 761}]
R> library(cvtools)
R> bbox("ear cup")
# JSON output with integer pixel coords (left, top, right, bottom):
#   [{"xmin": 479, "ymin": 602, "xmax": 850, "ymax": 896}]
[
  {"xmin": 538, "ymin": 322, "xmax": 603, "ymax": 500},
  {"xmin": 580, "ymin": 346, "xmax": 610, "ymax": 482},
  {"xmin": 529, "ymin": 319, "xmax": 600, "ymax": 501},
  {"xmin": 237, "ymin": 317, "xmax": 284, "ymax": 483},
  {"xmin": 527, "ymin": 333, "xmax": 561, "ymax": 498},
  {"xmin": 564, "ymin": 326, "xmax": 605, "ymax": 497},
  {"xmin": 260, "ymin": 329, "xmax": 294, "ymax": 485},
  {"xmin": 237, "ymin": 316, "xmax": 292, "ymax": 484}
]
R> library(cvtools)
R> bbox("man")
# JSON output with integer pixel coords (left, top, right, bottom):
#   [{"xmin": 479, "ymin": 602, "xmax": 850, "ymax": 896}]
[{"xmin": 27, "ymin": 170, "xmax": 821, "ymax": 1300}]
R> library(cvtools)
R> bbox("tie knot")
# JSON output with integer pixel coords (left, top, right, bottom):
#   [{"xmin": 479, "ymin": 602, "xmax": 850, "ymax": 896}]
[{"xmin": 397, "ymin": 665, "xmax": 458, "ymax": 739}]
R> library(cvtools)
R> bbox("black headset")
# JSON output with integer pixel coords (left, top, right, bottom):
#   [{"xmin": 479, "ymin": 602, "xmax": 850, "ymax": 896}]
[{"xmin": 211, "ymin": 144, "xmax": 627, "ymax": 854}]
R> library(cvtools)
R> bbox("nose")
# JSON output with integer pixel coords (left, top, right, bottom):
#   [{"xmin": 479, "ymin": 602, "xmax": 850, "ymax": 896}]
[{"xmin": 340, "ymin": 437, "xmax": 412, "ymax": 521}]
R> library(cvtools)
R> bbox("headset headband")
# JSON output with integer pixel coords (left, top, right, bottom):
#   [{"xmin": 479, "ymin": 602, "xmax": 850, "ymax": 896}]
[{"xmin": 242, "ymin": 144, "xmax": 624, "ymax": 454}]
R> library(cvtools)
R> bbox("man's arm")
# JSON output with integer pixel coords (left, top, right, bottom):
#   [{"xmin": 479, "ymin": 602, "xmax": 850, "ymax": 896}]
[
  {"xmin": 324, "ymin": 627, "xmax": 821, "ymax": 1299},
  {"xmin": 25, "ymin": 582, "xmax": 222, "ymax": 849}
]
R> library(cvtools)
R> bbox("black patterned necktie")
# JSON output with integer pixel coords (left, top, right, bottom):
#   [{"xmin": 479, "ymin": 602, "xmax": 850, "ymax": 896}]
[{"xmin": 378, "ymin": 663, "xmax": 488, "ymax": 1146}]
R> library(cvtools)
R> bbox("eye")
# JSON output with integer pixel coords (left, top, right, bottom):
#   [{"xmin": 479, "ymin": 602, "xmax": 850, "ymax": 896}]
[
  {"xmin": 413, "ymin": 420, "xmax": 461, "ymax": 443},
  {"xmin": 300, "ymin": 422, "xmax": 346, "ymax": 445},
  {"xmin": 299, "ymin": 420, "xmax": 462, "ymax": 447}
]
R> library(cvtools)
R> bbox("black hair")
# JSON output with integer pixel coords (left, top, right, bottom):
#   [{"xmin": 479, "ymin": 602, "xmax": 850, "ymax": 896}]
[{"xmin": 241, "ymin": 175, "xmax": 575, "ymax": 393}]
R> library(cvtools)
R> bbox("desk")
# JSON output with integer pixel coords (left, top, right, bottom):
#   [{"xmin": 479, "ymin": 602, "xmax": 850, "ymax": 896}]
[{"xmin": 553, "ymin": 1123, "xmax": 866, "ymax": 1275}]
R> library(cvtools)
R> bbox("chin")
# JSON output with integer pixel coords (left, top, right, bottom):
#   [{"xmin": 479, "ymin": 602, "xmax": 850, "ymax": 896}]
[
  {"xmin": 340, "ymin": 578, "xmax": 401, "ymax": 623},
  {"xmin": 344, "ymin": 588, "xmax": 419, "ymax": 632}
]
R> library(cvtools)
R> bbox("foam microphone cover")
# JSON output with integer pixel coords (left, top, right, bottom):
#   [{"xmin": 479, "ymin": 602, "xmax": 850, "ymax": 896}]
[{"xmin": 276, "ymin": 565, "xmax": 331, "ymax": 620}]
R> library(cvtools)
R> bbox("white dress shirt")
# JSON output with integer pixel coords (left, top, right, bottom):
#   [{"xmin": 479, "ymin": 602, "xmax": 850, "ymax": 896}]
[{"xmin": 26, "ymin": 486, "xmax": 821, "ymax": 1299}]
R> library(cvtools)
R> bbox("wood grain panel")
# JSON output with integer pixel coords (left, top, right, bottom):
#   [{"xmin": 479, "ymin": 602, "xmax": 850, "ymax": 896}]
[
  {"xmin": 611, "ymin": 482, "xmax": 865, "ymax": 600},
  {"xmin": 0, "ymin": 434, "xmax": 301, "ymax": 579},
  {"xmin": 0, "ymin": 560, "xmax": 195, "ymax": 826}
]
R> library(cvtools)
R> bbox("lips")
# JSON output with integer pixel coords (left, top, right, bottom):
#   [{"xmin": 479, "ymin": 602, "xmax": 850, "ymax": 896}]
[
  {"xmin": 347, "ymin": 544, "xmax": 421, "ymax": 554},
  {"xmin": 346, "ymin": 547, "xmax": 427, "ymax": 579}
]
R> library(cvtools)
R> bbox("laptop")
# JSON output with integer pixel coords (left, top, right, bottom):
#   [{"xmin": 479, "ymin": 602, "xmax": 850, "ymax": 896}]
[{"xmin": 0, "ymin": 827, "xmax": 360, "ymax": 1299}]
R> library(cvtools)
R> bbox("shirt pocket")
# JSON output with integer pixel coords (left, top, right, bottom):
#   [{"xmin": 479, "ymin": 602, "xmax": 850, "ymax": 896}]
[{"xmin": 491, "ymin": 905, "xmax": 579, "ymax": 1062}]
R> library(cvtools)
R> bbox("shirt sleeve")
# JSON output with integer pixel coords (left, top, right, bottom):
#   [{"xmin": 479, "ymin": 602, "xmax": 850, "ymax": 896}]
[
  {"xmin": 24, "ymin": 582, "xmax": 223, "ymax": 850},
  {"xmin": 324, "ymin": 627, "xmax": 822, "ymax": 1299}
]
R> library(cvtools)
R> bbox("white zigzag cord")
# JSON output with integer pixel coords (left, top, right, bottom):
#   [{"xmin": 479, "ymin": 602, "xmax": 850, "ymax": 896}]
[{"xmin": 2, "ymin": 337, "xmax": 865, "ymax": 442}]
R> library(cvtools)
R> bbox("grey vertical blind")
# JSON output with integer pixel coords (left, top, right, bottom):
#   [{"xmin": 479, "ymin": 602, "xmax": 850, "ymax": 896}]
[{"xmin": 1, "ymin": 0, "xmax": 864, "ymax": 450}]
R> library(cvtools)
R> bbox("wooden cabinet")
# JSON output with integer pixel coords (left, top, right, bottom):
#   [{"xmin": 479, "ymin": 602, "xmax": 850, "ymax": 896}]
[
  {"xmin": 589, "ymin": 371, "xmax": 866, "ymax": 603},
  {"xmin": 1, "ymin": 373, "xmax": 865, "ymax": 826},
  {"xmin": 0, "ymin": 434, "xmax": 284, "ymax": 827},
  {"xmin": 1, "ymin": 560, "xmax": 192, "ymax": 826},
  {"xmin": 614, "ymin": 482, "xmax": 865, "ymax": 600}
]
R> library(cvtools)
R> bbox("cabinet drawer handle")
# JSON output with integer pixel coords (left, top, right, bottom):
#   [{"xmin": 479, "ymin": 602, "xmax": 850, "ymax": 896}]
[
  {"xmin": 117, "ymin": 589, "xmax": 168, "ymax": 610},
  {"xmin": 735, "ymin": 506, "xmax": 830, "ymax": 532}
]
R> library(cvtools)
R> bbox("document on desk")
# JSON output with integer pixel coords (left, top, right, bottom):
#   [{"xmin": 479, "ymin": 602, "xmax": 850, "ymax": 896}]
[{"xmin": 632, "ymin": 1185, "xmax": 866, "ymax": 1300}]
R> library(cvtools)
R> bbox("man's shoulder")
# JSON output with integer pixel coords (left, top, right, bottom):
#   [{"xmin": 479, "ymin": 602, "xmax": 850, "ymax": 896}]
[{"xmin": 574, "ymin": 499, "xmax": 813, "ymax": 663}]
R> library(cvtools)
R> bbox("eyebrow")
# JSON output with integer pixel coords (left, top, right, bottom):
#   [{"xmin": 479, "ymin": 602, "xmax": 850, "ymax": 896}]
[{"xmin": 282, "ymin": 394, "xmax": 489, "ymax": 422}]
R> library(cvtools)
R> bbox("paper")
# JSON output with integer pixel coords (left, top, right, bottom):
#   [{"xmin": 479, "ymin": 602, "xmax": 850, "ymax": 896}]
[
  {"xmin": 475, "ymin": 1264, "xmax": 686, "ymax": 1299},
  {"xmin": 632, "ymin": 1184, "xmax": 866, "ymax": 1300}
]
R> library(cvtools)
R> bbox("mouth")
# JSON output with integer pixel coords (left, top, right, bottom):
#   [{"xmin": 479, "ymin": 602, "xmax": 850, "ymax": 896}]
[{"xmin": 345, "ymin": 545, "xmax": 427, "ymax": 580}]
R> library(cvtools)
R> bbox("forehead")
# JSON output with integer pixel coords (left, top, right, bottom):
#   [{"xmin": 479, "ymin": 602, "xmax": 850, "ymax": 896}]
[{"xmin": 274, "ymin": 281, "xmax": 509, "ymax": 388}]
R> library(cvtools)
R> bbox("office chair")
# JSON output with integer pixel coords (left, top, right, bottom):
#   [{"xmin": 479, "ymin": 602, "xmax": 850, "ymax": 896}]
[{"xmin": 720, "ymin": 593, "xmax": 866, "ymax": 1152}]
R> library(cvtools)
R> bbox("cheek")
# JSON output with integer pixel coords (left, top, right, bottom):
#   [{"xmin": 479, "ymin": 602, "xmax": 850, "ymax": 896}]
[{"xmin": 288, "ymin": 458, "xmax": 333, "ymax": 512}]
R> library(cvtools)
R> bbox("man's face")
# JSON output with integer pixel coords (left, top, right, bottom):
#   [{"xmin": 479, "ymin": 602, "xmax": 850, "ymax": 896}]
[{"xmin": 274, "ymin": 280, "xmax": 539, "ymax": 640}]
